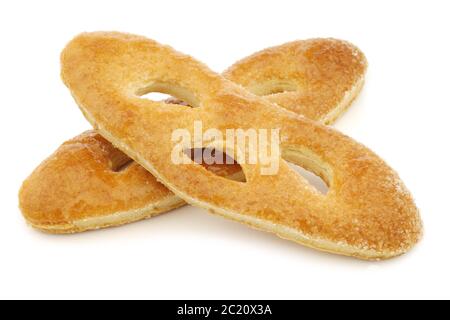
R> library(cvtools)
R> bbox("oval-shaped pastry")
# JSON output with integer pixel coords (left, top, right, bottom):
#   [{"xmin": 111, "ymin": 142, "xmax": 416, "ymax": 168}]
[
  {"xmin": 20, "ymin": 38, "xmax": 367, "ymax": 235},
  {"xmin": 57, "ymin": 32, "xmax": 421, "ymax": 260},
  {"xmin": 224, "ymin": 38, "xmax": 366, "ymax": 124}
]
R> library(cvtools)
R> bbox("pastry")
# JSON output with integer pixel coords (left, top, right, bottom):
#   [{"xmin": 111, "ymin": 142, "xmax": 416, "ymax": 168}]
[
  {"xmin": 20, "ymin": 37, "xmax": 367, "ymax": 234},
  {"xmin": 58, "ymin": 32, "xmax": 422, "ymax": 259}
]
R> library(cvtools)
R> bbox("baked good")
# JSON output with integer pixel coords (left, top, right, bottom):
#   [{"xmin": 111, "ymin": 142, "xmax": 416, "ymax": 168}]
[
  {"xmin": 223, "ymin": 38, "xmax": 366, "ymax": 124},
  {"xmin": 19, "ymin": 131, "xmax": 243, "ymax": 232},
  {"xmin": 20, "ymin": 38, "xmax": 366, "ymax": 234},
  {"xmin": 58, "ymin": 32, "xmax": 422, "ymax": 259}
]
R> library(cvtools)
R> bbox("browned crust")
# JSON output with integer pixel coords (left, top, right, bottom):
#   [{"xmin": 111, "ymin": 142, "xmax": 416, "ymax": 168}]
[
  {"xmin": 20, "ymin": 38, "xmax": 367, "ymax": 236},
  {"xmin": 19, "ymin": 131, "xmax": 241, "ymax": 233},
  {"xmin": 223, "ymin": 38, "xmax": 368, "ymax": 124},
  {"xmin": 55, "ymin": 32, "xmax": 422, "ymax": 260}
]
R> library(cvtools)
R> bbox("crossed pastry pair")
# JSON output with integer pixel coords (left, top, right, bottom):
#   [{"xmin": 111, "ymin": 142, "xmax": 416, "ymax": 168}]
[{"xmin": 19, "ymin": 32, "xmax": 423, "ymax": 260}]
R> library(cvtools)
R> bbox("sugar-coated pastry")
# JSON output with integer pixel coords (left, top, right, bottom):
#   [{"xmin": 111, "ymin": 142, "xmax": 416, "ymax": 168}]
[
  {"xmin": 224, "ymin": 38, "xmax": 367, "ymax": 124},
  {"xmin": 19, "ymin": 131, "xmax": 242, "ymax": 232},
  {"xmin": 20, "ymin": 38, "xmax": 366, "ymax": 234},
  {"xmin": 58, "ymin": 32, "xmax": 421, "ymax": 260}
]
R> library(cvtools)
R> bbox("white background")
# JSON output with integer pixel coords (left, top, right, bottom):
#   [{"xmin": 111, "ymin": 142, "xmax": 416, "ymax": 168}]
[{"xmin": 1, "ymin": 0, "xmax": 449, "ymax": 300}]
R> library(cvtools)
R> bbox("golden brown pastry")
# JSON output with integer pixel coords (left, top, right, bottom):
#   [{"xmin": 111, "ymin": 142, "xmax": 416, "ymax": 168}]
[
  {"xmin": 19, "ymin": 131, "xmax": 243, "ymax": 232},
  {"xmin": 20, "ymin": 38, "xmax": 367, "ymax": 234},
  {"xmin": 223, "ymin": 38, "xmax": 367, "ymax": 124},
  {"xmin": 58, "ymin": 32, "xmax": 421, "ymax": 260}
]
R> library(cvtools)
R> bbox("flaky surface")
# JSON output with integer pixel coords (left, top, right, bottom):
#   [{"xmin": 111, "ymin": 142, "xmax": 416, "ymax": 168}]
[
  {"xmin": 224, "ymin": 38, "xmax": 367, "ymax": 124},
  {"xmin": 19, "ymin": 132, "xmax": 184, "ymax": 232},
  {"xmin": 58, "ymin": 32, "xmax": 421, "ymax": 260},
  {"xmin": 19, "ymin": 131, "xmax": 244, "ymax": 233},
  {"xmin": 20, "ymin": 38, "xmax": 366, "ymax": 234}
]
